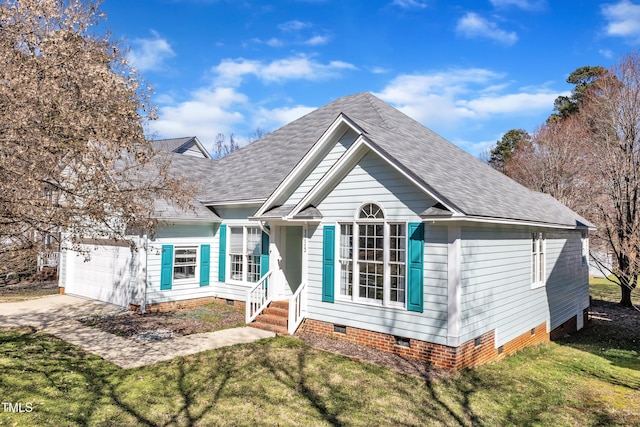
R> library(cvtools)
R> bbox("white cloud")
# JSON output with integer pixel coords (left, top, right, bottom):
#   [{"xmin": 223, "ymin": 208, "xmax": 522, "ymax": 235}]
[
  {"xmin": 460, "ymin": 91, "xmax": 563, "ymax": 115},
  {"xmin": 456, "ymin": 12, "xmax": 518, "ymax": 45},
  {"xmin": 489, "ymin": 0, "xmax": 545, "ymax": 10},
  {"xmin": 127, "ymin": 30, "xmax": 175, "ymax": 72},
  {"xmin": 254, "ymin": 105, "xmax": 316, "ymax": 130},
  {"xmin": 391, "ymin": 0, "xmax": 428, "ymax": 9},
  {"xmin": 375, "ymin": 68, "xmax": 563, "ymax": 126},
  {"xmin": 370, "ymin": 66, "xmax": 391, "ymax": 74},
  {"xmin": 279, "ymin": 20, "xmax": 311, "ymax": 31},
  {"xmin": 599, "ymin": 48, "xmax": 615, "ymax": 58},
  {"xmin": 213, "ymin": 55, "xmax": 357, "ymax": 86},
  {"xmin": 151, "ymin": 87, "xmax": 248, "ymax": 152},
  {"xmin": 252, "ymin": 37, "xmax": 284, "ymax": 47},
  {"xmin": 602, "ymin": 0, "xmax": 640, "ymax": 41},
  {"xmin": 304, "ymin": 35, "xmax": 331, "ymax": 46}
]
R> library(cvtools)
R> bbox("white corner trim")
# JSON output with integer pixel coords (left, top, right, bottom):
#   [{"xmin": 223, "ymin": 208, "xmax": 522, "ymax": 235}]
[{"xmin": 447, "ymin": 225, "xmax": 462, "ymax": 348}]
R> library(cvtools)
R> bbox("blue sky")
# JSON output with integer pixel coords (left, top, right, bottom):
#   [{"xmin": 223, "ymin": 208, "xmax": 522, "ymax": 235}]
[{"xmin": 101, "ymin": 0, "xmax": 640, "ymax": 156}]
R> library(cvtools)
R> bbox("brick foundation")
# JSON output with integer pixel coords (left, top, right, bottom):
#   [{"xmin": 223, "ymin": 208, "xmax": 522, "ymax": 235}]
[
  {"xmin": 131, "ymin": 297, "xmax": 246, "ymax": 313},
  {"xmin": 300, "ymin": 319, "xmax": 551, "ymax": 369},
  {"xmin": 549, "ymin": 310, "xmax": 589, "ymax": 340}
]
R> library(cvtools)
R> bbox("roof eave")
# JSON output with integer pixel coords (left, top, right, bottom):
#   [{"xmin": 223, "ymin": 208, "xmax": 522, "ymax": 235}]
[{"xmin": 422, "ymin": 215, "xmax": 594, "ymax": 230}]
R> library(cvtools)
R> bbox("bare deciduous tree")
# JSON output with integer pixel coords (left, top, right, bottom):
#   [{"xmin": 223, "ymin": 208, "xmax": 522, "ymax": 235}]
[
  {"xmin": 507, "ymin": 117, "xmax": 589, "ymax": 211},
  {"xmin": 0, "ymin": 0, "xmax": 189, "ymax": 277},
  {"xmin": 579, "ymin": 52, "xmax": 640, "ymax": 308},
  {"xmin": 504, "ymin": 53, "xmax": 640, "ymax": 308}
]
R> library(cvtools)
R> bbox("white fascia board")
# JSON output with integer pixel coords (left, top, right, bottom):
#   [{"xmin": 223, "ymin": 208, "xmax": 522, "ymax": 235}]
[
  {"xmin": 254, "ymin": 114, "xmax": 363, "ymax": 218},
  {"xmin": 288, "ymin": 135, "xmax": 460, "ymax": 219},
  {"xmin": 288, "ymin": 136, "xmax": 369, "ymax": 218},
  {"xmin": 157, "ymin": 217, "xmax": 220, "ymax": 224},
  {"xmin": 204, "ymin": 199, "xmax": 265, "ymax": 206},
  {"xmin": 423, "ymin": 215, "xmax": 592, "ymax": 230},
  {"xmin": 191, "ymin": 136, "xmax": 212, "ymax": 159},
  {"xmin": 362, "ymin": 139, "xmax": 459, "ymax": 214}
]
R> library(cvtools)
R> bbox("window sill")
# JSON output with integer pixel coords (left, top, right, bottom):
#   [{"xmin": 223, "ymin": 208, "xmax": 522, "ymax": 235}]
[
  {"xmin": 335, "ymin": 296, "xmax": 407, "ymax": 310},
  {"xmin": 530, "ymin": 282, "xmax": 546, "ymax": 290},
  {"xmin": 226, "ymin": 279, "xmax": 257, "ymax": 288}
]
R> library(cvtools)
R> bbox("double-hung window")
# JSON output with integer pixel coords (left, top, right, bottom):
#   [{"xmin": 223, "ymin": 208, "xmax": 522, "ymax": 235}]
[
  {"xmin": 229, "ymin": 226, "xmax": 262, "ymax": 283},
  {"xmin": 338, "ymin": 203, "xmax": 407, "ymax": 307},
  {"xmin": 531, "ymin": 232, "xmax": 545, "ymax": 288},
  {"xmin": 174, "ymin": 247, "xmax": 197, "ymax": 280}
]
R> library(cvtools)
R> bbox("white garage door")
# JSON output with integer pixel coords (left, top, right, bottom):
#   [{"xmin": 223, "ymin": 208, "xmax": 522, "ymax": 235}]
[{"xmin": 63, "ymin": 244, "xmax": 134, "ymax": 307}]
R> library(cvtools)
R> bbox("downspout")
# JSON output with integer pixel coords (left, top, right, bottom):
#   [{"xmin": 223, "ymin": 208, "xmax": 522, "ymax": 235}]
[{"xmin": 258, "ymin": 220, "xmax": 270, "ymax": 237}]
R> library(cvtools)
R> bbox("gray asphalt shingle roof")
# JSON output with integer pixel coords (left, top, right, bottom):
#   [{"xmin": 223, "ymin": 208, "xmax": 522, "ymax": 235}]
[
  {"xmin": 151, "ymin": 137, "xmax": 195, "ymax": 154},
  {"xmin": 169, "ymin": 92, "xmax": 589, "ymax": 228}
]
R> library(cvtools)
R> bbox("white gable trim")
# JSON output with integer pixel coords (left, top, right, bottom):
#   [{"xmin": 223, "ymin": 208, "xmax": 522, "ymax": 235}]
[
  {"xmin": 190, "ymin": 137, "xmax": 212, "ymax": 159},
  {"xmin": 288, "ymin": 134, "xmax": 459, "ymax": 219},
  {"xmin": 254, "ymin": 114, "xmax": 364, "ymax": 218}
]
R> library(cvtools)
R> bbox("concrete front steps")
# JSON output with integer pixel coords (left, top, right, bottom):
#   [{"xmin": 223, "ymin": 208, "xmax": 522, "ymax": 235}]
[{"xmin": 249, "ymin": 300, "xmax": 290, "ymax": 335}]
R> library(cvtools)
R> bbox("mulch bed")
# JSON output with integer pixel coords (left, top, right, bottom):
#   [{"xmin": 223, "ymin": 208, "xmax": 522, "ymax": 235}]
[
  {"xmin": 77, "ymin": 297, "xmax": 639, "ymax": 378},
  {"xmin": 79, "ymin": 303, "xmax": 246, "ymax": 342}
]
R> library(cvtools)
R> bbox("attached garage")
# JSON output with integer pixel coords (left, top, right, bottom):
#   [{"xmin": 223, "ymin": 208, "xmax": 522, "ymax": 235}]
[{"xmin": 60, "ymin": 242, "xmax": 136, "ymax": 307}]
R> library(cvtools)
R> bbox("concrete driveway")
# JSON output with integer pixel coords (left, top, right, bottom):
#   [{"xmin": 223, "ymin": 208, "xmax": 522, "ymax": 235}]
[{"xmin": 0, "ymin": 295, "xmax": 274, "ymax": 369}]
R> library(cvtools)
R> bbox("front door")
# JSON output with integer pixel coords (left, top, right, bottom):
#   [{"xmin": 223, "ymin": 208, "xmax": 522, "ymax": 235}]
[{"xmin": 270, "ymin": 225, "xmax": 303, "ymax": 299}]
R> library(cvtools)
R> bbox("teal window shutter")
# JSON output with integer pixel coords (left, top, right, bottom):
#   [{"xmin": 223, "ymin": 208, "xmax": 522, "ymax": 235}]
[
  {"xmin": 260, "ymin": 231, "xmax": 269, "ymax": 277},
  {"xmin": 322, "ymin": 225, "xmax": 335, "ymax": 303},
  {"xmin": 218, "ymin": 225, "xmax": 226, "ymax": 282},
  {"xmin": 407, "ymin": 222, "xmax": 424, "ymax": 312},
  {"xmin": 200, "ymin": 244, "xmax": 210, "ymax": 287},
  {"xmin": 160, "ymin": 245, "xmax": 173, "ymax": 290}
]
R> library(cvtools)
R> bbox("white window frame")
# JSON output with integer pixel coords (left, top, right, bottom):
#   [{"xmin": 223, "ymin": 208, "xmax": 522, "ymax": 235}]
[
  {"xmin": 228, "ymin": 225, "xmax": 262, "ymax": 284},
  {"xmin": 531, "ymin": 232, "xmax": 546, "ymax": 289},
  {"xmin": 336, "ymin": 202, "xmax": 407, "ymax": 308},
  {"xmin": 581, "ymin": 231, "xmax": 589, "ymax": 266},
  {"xmin": 173, "ymin": 246, "xmax": 199, "ymax": 283}
]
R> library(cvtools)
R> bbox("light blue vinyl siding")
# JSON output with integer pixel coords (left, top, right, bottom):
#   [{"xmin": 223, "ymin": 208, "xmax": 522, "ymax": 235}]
[
  {"xmin": 460, "ymin": 226, "xmax": 589, "ymax": 346},
  {"xmin": 145, "ymin": 222, "xmax": 242, "ymax": 305},
  {"xmin": 545, "ymin": 230, "xmax": 590, "ymax": 330},
  {"xmin": 316, "ymin": 151, "xmax": 432, "ymax": 220},
  {"xmin": 284, "ymin": 129, "xmax": 358, "ymax": 206},
  {"xmin": 306, "ymin": 150, "xmax": 449, "ymax": 344}
]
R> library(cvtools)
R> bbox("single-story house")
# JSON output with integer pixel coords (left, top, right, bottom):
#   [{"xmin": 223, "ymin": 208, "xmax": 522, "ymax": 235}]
[{"xmin": 58, "ymin": 92, "xmax": 593, "ymax": 369}]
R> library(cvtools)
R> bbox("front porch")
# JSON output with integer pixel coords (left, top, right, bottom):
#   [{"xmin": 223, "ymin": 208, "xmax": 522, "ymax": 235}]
[{"xmin": 245, "ymin": 224, "xmax": 308, "ymax": 335}]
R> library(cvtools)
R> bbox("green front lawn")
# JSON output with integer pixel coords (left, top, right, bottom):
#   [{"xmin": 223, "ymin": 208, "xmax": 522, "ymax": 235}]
[
  {"xmin": 0, "ymin": 329, "xmax": 638, "ymax": 425},
  {"xmin": 0, "ymin": 278, "xmax": 638, "ymax": 426}
]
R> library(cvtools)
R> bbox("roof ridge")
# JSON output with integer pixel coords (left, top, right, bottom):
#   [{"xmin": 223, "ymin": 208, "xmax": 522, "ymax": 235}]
[{"xmin": 361, "ymin": 93, "xmax": 394, "ymax": 130}]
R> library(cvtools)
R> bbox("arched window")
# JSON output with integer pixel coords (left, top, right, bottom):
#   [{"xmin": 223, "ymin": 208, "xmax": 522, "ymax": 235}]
[
  {"xmin": 358, "ymin": 203, "xmax": 385, "ymax": 219},
  {"xmin": 339, "ymin": 202, "xmax": 406, "ymax": 306}
]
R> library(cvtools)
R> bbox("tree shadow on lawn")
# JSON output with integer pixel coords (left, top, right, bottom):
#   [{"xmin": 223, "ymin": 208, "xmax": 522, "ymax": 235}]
[
  {"xmin": 557, "ymin": 299, "xmax": 640, "ymax": 376},
  {"xmin": 254, "ymin": 336, "xmax": 487, "ymax": 427},
  {"xmin": 0, "ymin": 327, "xmax": 236, "ymax": 426}
]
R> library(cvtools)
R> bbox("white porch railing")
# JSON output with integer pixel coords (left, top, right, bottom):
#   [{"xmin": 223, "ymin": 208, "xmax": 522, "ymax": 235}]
[
  {"xmin": 246, "ymin": 270, "xmax": 273, "ymax": 323},
  {"xmin": 37, "ymin": 252, "xmax": 60, "ymax": 271},
  {"xmin": 288, "ymin": 281, "xmax": 307, "ymax": 335}
]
